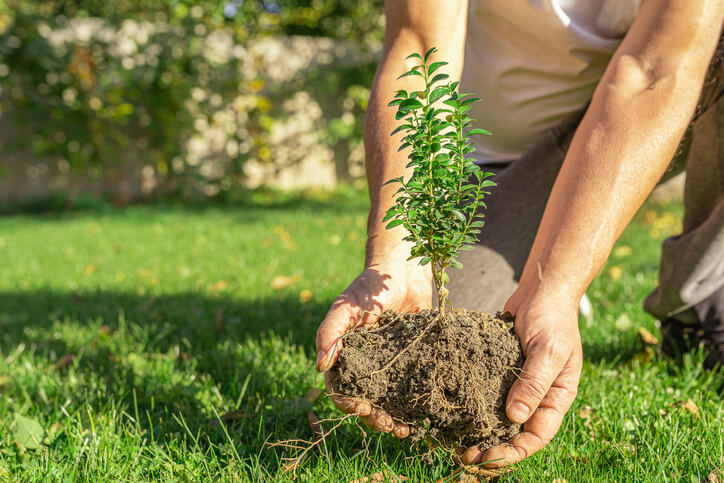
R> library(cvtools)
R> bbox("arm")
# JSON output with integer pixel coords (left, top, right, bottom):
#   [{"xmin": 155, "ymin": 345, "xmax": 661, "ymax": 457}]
[
  {"xmin": 465, "ymin": 0, "xmax": 724, "ymax": 467},
  {"xmin": 315, "ymin": 1, "xmax": 469, "ymax": 435},
  {"xmin": 364, "ymin": 0, "xmax": 469, "ymax": 266}
]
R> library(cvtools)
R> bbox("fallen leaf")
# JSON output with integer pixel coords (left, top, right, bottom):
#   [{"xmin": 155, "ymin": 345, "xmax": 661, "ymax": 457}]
[
  {"xmin": 552, "ymin": 479, "xmax": 568, "ymax": 483},
  {"xmin": 675, "ymin": 399, "xmax": 699, "ymax": 418},
  {"xmin": 54, "ymin": 354, "xmax": 75, "ymax": 370},
  {"xmin": 13, "ymin": 414, "xmax": 45, "ymax": 450},
  {"xmin": 208, "ymin": 280, "xmax": 228, "ymax": 292},
  {"xmin": 706, "ymin": 461, "xmax": 723, "ymax": 483},
  {"xmin": 83, "ymin": 264, "xmax": 96, "ymax": 276},
  {"xmin": 350, "ymin": 470, "xmax": 408, "ymax": 482},
  {"xmin": 608, "ymin": 266, "xmax": 622, "ymax": 281},
  {"xmin": 299, "ymin": 289, "xmax": 313, "ymax": 303},
  {"xmin": 637, "ymin": 327, "xmax": 659, "ymax": 345},
  {"xmin": 271, "ymin": 275, "xmax": 301, "ymax": 290},
  {"xmin": 613, "ymin": 245, "xmax": 633, "ymax": 258},
  {"xmin": 305, "ymin": 387, "xmax": 324, "ymax": 404}
]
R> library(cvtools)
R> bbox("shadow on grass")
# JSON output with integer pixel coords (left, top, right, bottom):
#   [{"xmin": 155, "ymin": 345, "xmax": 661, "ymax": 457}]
[
  {"xmin": 0, "ymin": 288, "xmax": 422, "ymax": 473},
  {"xmin": 0, "ymin": 288, "xmax": 647, "ymax": 475}
]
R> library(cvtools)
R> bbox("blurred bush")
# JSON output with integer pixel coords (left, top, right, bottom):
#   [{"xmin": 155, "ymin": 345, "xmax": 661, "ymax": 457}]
[{"xmin": 0, "ymin": 0, "xmax": 382, "ymax": 203}]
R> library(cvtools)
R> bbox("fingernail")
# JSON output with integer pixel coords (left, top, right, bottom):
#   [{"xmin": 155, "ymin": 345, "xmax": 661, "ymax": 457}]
[
  {"xmin": 315, "ymin": 350, "xmax": 327, "ymax": 371},
  {"xmin": 507, "ymin": 402, "xmax": 530, "ymax": 423}
]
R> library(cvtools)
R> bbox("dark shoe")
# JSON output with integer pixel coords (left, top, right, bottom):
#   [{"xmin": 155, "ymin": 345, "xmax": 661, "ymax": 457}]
[{"xmin": 661, "ymin": 317, "xmax": 724, "ymax": 370}]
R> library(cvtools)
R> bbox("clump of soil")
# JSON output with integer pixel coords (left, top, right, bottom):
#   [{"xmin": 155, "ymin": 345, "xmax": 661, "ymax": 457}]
[{"xmin": 329, "ymin": 308, "xmax": 524, "ymax": 450}]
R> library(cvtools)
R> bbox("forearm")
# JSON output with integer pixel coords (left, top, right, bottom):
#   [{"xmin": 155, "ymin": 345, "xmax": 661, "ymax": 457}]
[
  {"xmin": 364, "ymin": 1, "xmax": 467, "ymax": 266},
  {"xmin": 517, "ymin": 1, "xmax": 724, "ymax": 302}
]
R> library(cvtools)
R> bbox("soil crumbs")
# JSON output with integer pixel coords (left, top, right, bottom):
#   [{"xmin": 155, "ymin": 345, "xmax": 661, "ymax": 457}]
[{"xmin": 330, "ymin": 308, "xmax": 524, "ymax": 450}]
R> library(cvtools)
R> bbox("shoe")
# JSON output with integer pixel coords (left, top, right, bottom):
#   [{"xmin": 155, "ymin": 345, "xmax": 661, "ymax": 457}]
[{"xmin": 660, "ymin": 317, "xmax": 724, "ymax": 370}]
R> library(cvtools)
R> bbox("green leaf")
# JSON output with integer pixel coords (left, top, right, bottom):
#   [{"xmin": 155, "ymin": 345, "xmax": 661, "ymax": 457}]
[
  {"xmin": 451, "ymin": 259, "xmax": 463, "ymax": 269},
  {"xmin": 386, "ymin": 219, "xmax": 405, "ymax": 229},
  {"xmin": 397, "ymin": 70, "xmax": 423, "ymax": 79},
  {"xmin": 406, "ymin": 52, "xmax": 422, "ymax": 60},
  {"xmin": 395, "ymin": 89, "xmax": 409, "ymax": 98},
  {"xmin": 461, "ymin": 97, "xmax": 483, "ymax": 105},
  {"xmin": 467, "ymin": 128, "xmax": 492, "ymax": 136},
  {"xmin": 452, "ymin": 210, "xmax": 467, "ymax": 222},
  {"xmin": 388, "ymin": 99, "xmax": 403, "ymax": 107},
  {"xmin": 423, "ymin": 47, "xmax": 437, "ymax": 62},
  {"xmin": 429, "ymin": 87, "xmax": 448, "ymax": 104},
  {"xmin": 399, "ymin": 99, "xmax": 424, "ymax": 111},
  {"xmin": 420, "ymin": 256, "xmax": 432, "ymax": 266},
  {"xmin": 427, "ymin": 61, "xmax": 447, "ymax": 75},
  {"xmin": 13, "ymin": 414, "xmax": 45, "ymax": 450},
  {"xmin": 390, "ymin": 124, "xmax": 411, "ymax": 136},
  {"xmin": 429, "ymin": 73, "xmax": 450, "ymax": 85}
]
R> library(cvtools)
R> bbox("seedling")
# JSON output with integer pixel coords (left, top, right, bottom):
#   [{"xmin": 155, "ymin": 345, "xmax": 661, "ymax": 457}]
[{"xmin": 383, "ymin": 47, "xmax": 496, "ymax": 315}]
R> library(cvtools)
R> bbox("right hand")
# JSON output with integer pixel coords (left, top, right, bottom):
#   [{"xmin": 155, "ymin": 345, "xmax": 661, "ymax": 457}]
[{"xmin": 315, "ymin": 255, "xmax": 432, "ymax": 437}]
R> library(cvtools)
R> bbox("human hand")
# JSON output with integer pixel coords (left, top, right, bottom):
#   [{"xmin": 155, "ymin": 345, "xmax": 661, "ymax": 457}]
[
  {"xmin": 461, "ymin": 287, "xmax": 583, "ymax": 467},
  {"xmin": 315, "ymin": 255, "xmax": 432, "ymax": 437}
]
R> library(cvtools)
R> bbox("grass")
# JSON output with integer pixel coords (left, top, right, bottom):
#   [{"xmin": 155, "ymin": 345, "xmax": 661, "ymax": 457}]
[{"xmin": 0, "ymin": 190, "xmax": 721, "ymax": 481}]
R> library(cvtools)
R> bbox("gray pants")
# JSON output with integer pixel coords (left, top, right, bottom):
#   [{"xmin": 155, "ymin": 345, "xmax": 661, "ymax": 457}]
[{"xmin": 448, "ymin": 39, "xmax": 724, "ymax": 326}]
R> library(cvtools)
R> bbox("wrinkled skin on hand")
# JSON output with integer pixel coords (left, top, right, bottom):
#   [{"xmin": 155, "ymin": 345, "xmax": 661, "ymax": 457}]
[
  {"xmin": 315, "ymin": 259, "xmax": 431, "ymax": 437},
  {"xmin": 315, "ymin": 264, "xmax": 582, "ymax": 468}
]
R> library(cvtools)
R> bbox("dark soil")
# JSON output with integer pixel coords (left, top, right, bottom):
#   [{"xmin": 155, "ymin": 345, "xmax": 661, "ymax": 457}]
[{"xmin": 329, "ymin": 308, "xmax": 524, "ymax": 450}]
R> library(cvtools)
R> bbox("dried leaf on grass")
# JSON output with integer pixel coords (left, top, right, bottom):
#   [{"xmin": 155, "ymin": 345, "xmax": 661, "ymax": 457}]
[
  {"xmin": 637, "ymin": 327, "xmax": 659, "ymax": 345},
  {"xmin": 299, "ymin": 289, "xmax": 313, "ymax": 303},
  {"xmin": 270, "ymin": 275, "xmax": 301, "ymax": 290},
  {"xmin": 672, "ymin": 399, "xmax": 699, "ymax": 418},
  {"xmin": 706, "ymin": 460, "xmax": 723, "ymax": 483},
  {"xmin": 350, "ymin": 469, "xmax": 408, "ymax": 482}
]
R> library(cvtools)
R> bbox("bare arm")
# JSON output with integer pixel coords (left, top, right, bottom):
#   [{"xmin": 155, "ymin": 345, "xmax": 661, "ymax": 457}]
[
  {"xmin": 468, "ymin": 0, "xmax": 724, "ymax": 468},
  {"xmin": 364, "ymin": 0, "xmax": 469, "ymax": 266},
  {"xmin": 516, "ymin": 0, "xmax": 724, "ymax": 305}
]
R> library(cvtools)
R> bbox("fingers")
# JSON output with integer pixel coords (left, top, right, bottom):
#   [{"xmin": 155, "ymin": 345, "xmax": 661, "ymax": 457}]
[
  {"xmin": 360, "ymin": 408, "xmax": 410, "ymax": 438},
  {"xmin": 462, "ymin": 362, "xmax": 581, "ymax": 468},
  {"xmin": 505, "ymin": 337, "xmax": 568, "ymax": 424},
  {"xmin": 325, "ymin": 373, "xmax": 410, "ymax": 438}
]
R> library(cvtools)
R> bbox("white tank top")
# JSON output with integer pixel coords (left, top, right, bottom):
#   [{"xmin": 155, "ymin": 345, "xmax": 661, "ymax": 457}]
[{"xmin": 462, "ymin": 0, "xmax": 641, "ymax": 163}]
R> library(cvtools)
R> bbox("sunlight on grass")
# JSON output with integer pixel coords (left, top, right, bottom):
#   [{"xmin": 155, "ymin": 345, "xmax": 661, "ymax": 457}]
[{"xmin": 0, "ymin": 195, "xmax": 721, "ymax": 481}]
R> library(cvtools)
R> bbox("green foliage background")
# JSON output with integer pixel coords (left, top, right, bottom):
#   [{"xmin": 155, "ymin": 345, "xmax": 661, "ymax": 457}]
[{"xmin": 0, "ymin": 0, "xmax": 383, "ymax": 199}]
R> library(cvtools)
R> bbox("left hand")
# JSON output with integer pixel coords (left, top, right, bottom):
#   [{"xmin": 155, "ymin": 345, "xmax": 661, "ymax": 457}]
[{"xmin": 460, "ymin": 286, "xmax": 583, "ymax": 468}]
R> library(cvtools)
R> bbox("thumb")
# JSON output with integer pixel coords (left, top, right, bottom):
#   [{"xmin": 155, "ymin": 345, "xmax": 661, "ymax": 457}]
[
  {"xmin": 505, "ymin": 339, "xmax": 566, "ymax": 424},
  {"xmin": 315, "ymin": 296, "xmax": 361, "ymax": 372}
]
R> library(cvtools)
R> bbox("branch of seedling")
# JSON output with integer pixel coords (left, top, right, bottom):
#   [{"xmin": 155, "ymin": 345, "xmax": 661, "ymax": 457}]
[{"xmin": 383, "ymin": 47, "xmax": 495, "ymax": 317}]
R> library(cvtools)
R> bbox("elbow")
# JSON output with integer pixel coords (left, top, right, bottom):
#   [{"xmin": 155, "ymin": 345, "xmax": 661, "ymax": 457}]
[{"xmin": 605, "ymin": 53, "xmax": 708, "ymax": 105}]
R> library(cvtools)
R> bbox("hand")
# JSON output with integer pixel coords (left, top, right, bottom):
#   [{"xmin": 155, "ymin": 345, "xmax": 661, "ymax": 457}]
[
  {"xmin": 461, "ymin": 286, "xmax": 583, "ymax": 468},
  {"xmin": 315, "ymin": 256, "xmax": 432, "ymax": 437}
]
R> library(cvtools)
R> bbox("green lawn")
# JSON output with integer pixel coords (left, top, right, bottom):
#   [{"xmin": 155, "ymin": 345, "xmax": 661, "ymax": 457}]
[{"xmin": 0, "ymin": 191, "xmax": 721, "ymax": 481}]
